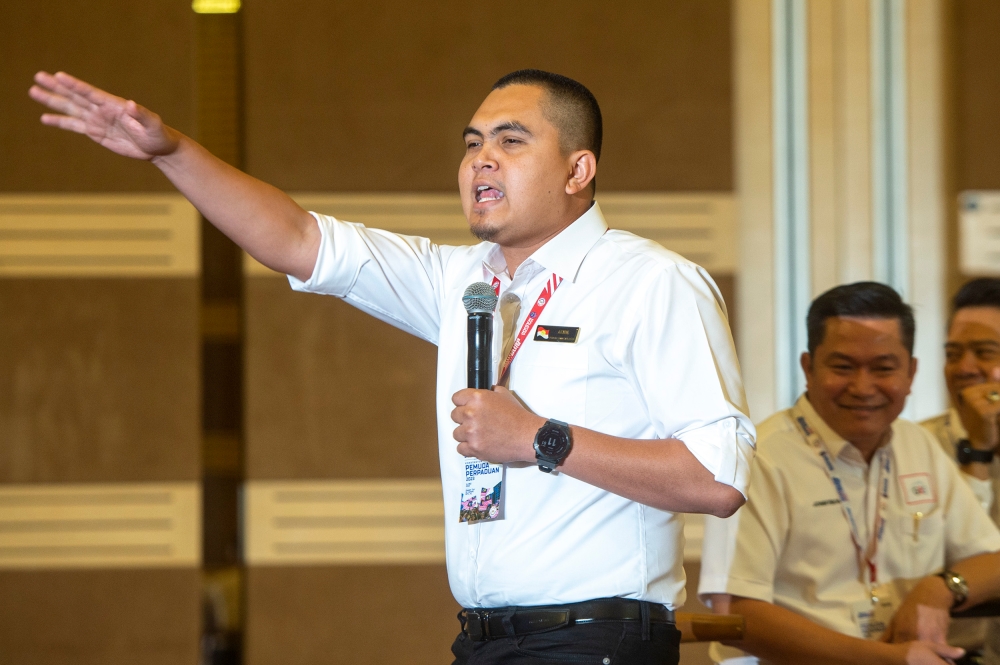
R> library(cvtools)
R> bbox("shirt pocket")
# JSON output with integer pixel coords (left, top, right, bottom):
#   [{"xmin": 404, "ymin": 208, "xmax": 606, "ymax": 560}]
[
  {"xmin": 887, "ymin": 509, "xmax": 945, "ymax": 577},
  {"xmin": 514, "ymin": 344, "xmax": 589, "ymax": 427}
]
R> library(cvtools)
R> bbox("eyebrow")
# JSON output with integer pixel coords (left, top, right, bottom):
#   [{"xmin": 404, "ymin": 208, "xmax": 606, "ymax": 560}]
[
  {"xmin": 462, "ymin": 121, "xmax": 534, "ymax": 139},
  {"xmin": 945, "ymin": 340, "xmax": 1000, "ymax": 348},
  {"xmin": 826, "ymin": 352, "xmax": 901, "ymax": 363}
]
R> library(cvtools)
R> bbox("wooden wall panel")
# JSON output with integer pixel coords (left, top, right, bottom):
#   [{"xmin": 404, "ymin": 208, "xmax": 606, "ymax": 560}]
[
  {"xmin": 950, "ymin": 0, "xmax": 1000, "ymax": 296},
  {"xmin": 0, "ymin": 280, "xmax": 200, "ymax": 484},
  {"xmin": 242, "ymin": 0, "xmax": 732, "ymax": 193},
  {"xmin": 245, "ymin": 278, "xmax": 438, "ymax": 480},
  {"xmin": 953, "ymin": 0, "xmax": 1000, "ymax": 191},
  {"xmin": 0, "ymin": 569, "xmax": 200, "ymax": 665},
  {"xmin": 245, "ymin": 566, "xmax": 458, "ymax": 665},
  {"xmin": 0, "ymin": 0, "xmax": 194, "ymax": 192}
]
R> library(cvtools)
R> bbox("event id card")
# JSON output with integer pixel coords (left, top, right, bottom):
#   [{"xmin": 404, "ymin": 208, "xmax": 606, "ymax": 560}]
[
  {"xmin": 851, "ymin": 584, "xmax": 899, "ymax": 640},
  {"xmin": 460, "ymin": 459, "xmax": 506, "ymax": 524}
]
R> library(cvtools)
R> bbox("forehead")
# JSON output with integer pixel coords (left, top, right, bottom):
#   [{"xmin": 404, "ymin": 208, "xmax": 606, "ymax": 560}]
[
  {"xmin": 818, "ymin": 316, "xmax": 906, "ymax": 354},
  {"xmin": 469, "ymin": 84, "xmax": 550, "ymax": 130},
  {"xmin": 948, "ymin": 306, "xmax": 1000, "ymax": 341}
]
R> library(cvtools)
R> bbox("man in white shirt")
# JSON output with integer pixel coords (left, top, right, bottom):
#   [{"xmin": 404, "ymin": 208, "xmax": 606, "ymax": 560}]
[
  {"xmin": 921, "ymin": 278, "xmax": 1000, "ymax": 663},
  {"xmin": 699, "ymin": 282, "xmax": 1000, "ymax": 665},
  {"xmin": 30, "ymin": 68, "xmax": 756, "ymax": 664}
]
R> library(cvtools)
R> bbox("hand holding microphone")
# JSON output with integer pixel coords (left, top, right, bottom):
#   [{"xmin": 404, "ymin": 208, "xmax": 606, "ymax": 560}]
[
  {"xmin": 463, "ymin": 282, "xmax": 498, "ymax": 389},
  {"xmin": 454, "ymin": 282, "xmax": 543, "ymax": 463}
]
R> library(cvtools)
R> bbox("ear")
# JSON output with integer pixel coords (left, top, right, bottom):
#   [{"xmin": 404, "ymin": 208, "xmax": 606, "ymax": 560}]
[
  {"xmin": 800, "ymin": 352, "xmax": 813, "ymax": 381},
  {"xmin": 565, "ymin": 150, "xmax": 597, "ymax": 196}
]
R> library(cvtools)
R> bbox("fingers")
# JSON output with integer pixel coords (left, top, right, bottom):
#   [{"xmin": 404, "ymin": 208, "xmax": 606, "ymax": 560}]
[
  {"xmin": 927, "ymin": 642, "xmax": 964, "ymax": 659},
  {"xmin": 39, "ymin": 113, "xmax": 87, "ymax": 134},
  {"xmin": 452, "ymin": 388, "xmax": 475, "ymax": 406}
]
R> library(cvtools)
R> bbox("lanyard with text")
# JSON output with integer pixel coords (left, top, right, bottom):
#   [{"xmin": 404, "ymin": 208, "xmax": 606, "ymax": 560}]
[
  {"xmin": 491, "ymin": 272, "xmax": 563, "ymax": 386},
  {"xmin": 790, "ymin": 403, "xmax": 891, "ymax": 592}
]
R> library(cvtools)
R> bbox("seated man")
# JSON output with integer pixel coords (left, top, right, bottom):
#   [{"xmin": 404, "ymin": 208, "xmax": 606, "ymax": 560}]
[
  {"xmin": 699, "ymin": 282, "xmax": 1000, "ymax": 665},
  {"xmin": 922, "ymin": 278, "xmax": 1000, "ymax": 662}
]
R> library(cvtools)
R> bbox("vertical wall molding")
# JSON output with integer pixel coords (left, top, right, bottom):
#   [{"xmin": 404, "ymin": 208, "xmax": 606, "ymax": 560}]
[
  {"xmin": 736, "ymin": 0, "xmax": 947, "ymax": 421},
  {"xmin": 736, "ymin": 0, "xmax": 778, "ymax": 420},
  {"xmin": 906, "ymin": 0, "xmax": 947, "ymax": 419},
  {"xmin": 772, "ymin": 0, "xmax": 812, "ymax": 407}
]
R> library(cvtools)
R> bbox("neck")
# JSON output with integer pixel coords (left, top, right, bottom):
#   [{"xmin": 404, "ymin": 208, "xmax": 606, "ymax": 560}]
[
  {"xmin": 499, "ymin": 198, "xmax": 592, "ymax": 276},
  {"xmin": 499, "ymin": 225, "xmax": 565, "ymax": 276},
  {"xmin": 848, "ymin": 429, "xmax": 892, "ymax": 464}
]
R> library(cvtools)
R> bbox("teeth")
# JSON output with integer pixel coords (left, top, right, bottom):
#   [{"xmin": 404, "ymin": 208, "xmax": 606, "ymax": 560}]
[{"xmin": 477, "ymin": 185, "xmax": 489, "ymax": 191}]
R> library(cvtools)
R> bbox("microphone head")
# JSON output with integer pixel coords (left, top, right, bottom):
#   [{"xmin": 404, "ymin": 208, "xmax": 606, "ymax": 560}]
[{"xmin": 463, "ymin": 282, "xmax": 498, "ymax": 314}]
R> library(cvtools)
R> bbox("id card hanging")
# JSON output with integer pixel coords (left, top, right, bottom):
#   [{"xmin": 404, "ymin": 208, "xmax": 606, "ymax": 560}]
[{"xmin": 460, "ymin": 459, "xmax": 506, "ymax": 524}]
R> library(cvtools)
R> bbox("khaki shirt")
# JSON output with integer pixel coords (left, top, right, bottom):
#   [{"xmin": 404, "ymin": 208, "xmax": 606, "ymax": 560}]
[
  {"xmin": 700, "ymin": 395, "xmax": 1000, "ymax": 663},
  {"xmin": 921, "ymin": 409, "xmax": 1000, "ymax": 659},
  {"xmin": 921, "ymin": 409, "xmax": 1000, "ymax": 525}
]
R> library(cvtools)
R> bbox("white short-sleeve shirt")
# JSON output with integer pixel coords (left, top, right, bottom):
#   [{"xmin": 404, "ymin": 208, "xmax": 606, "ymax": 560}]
[
  {"xmin": 699, "ymin": 394, "xmax": 1000, "ymax": 663},
  {"xmin": 289, "ymin": 202, "xmax": 756, "ymax": 609}
]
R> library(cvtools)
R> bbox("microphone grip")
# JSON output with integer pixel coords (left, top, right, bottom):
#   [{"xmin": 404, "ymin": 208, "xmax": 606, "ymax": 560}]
[{"xmin": 467, "ymin": 312, "xmax": 493, "ymax": 389}]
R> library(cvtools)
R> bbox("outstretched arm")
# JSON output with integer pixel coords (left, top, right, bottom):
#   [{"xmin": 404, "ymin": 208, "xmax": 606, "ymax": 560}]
[{"xmin": 29, "ymin": 71, "xmax": 319, "ymax": 281}]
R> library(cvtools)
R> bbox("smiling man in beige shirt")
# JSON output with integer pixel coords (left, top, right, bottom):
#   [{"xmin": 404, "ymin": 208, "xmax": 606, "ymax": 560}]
[{"xmin": 700, "ymin": 282, "xmax": 1000, "ymax": 665}]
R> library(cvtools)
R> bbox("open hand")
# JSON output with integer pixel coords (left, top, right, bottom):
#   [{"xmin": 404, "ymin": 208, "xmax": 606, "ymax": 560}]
[
  {"xmin": 29, "ymin": 71, "xmax": 180, "ymax": 160},
  {"xmin": 451, "ymin": 386, "xmax": 544, "ymax": 464},
  {"xmin": 894, "ymin": 641, "xmax": 965, "ymax": 665}
]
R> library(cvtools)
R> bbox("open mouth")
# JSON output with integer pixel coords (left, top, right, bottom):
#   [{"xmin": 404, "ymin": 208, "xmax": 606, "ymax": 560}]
[{"xmin": 475, "ymin": 184, "xmax": 505, "ymax": 203}]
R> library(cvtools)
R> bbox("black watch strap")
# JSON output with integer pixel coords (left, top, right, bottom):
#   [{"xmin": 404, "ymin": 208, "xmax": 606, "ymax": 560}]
[
  {"xmin": 534, "ymin": 419, "xmax": 571, "ymax": 473},
  {"xmin": 956, "ymin": 439, "xmax": 996, "ymax": 465}
]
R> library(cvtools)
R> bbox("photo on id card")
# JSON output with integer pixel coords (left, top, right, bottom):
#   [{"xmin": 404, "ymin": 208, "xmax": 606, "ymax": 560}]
[{"xmin": 460, "ymin": 459, "xmax": 506, "ymax": 523}]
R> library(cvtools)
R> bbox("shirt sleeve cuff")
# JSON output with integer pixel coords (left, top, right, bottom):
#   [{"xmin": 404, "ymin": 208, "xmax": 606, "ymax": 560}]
[
  {"xmin": 721, "ymin": 577, "xmax": 774, "ymax": 604},
  {"xmin": 675, "ymin": 417, "xmax": 756, "ymax": 498},
  {"xmin": 287, "ymin": 211, "xmax": 365, "ymax": 297},
  {"xmin": 961, "ymin": 472, "xmax": 996, "ymax": 515}
]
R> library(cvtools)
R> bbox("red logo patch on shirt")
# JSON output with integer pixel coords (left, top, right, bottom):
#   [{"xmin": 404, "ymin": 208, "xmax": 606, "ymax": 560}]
[{"xmin": 898, "ymin": 472, "xmax": 936, "ymax": 506}]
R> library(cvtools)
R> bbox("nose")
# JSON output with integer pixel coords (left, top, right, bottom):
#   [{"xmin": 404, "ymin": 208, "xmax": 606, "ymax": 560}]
[
  {"xmin": 847, "ymin": 369, "xmax": 878, "ymax": 397},
  {"xmin": 472, "ymin": 143, "xmax": 498, "ymax": 173},
  {"xmin": 956, "ymin": 348, "xmax": 982, "ymax": 376}
]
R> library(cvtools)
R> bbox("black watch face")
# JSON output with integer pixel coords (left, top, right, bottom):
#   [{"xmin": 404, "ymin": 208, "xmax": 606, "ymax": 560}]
[{"xmin": 536, "ymin": 426, "xmax": 570, "ymax": 458}]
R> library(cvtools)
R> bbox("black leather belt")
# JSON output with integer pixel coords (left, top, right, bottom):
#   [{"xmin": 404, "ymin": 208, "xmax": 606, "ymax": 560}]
[{"xmin": 460, "ymin": 598, "xmax": 674, "ymax": 642}]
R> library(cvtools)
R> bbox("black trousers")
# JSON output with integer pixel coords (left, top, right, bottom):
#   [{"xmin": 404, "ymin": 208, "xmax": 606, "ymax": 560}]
[{"xmin": 450, "ymin": 614, "xmax": 681, "ymax": 665}]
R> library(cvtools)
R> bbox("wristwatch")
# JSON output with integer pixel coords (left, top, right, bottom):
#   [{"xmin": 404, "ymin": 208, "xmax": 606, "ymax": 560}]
[
  {"xmin": 936, "ymin": 569, "xmax": 969, "ymax": 609},
  {"xmin": 956, "ymin": 439, "xmax": 995, "ymax": 465},
  {"xmin": 533, "ymin": 419, "xmax": 572, "ymax": 473}
]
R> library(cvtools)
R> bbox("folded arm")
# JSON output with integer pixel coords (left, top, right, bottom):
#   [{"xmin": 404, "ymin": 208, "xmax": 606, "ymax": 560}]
[
  {"xmin": 450, "ymin": 386, "xmax": 745, "ymax": 517},
  {"xmin": 728, "ymin": 596, "xmax": 963, "ymax": 665},
  {"xmin": 29, "ymin": 71, "xmax": 318, "ymax": 280}
]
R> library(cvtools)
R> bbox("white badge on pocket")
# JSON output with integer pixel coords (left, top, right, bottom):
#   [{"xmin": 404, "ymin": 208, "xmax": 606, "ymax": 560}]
[
  {"xmin": 851, "ymin": 583, "xmax": 899, "ymax": 640},
  {"xmin": 460, "ymin": 459, "xmax": 506, "ymax": 524}
]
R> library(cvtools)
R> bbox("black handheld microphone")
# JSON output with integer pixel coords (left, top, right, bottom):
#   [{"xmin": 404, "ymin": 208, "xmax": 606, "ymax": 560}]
[{"xmin": 462, "ymin": 282, "xmax": 498, "ymax": 389}]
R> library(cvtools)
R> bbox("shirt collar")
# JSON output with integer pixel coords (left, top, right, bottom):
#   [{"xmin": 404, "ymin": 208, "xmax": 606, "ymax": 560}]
[
  {"xmin": 795, "ymin": 394, "xmax": 853, "ymax": 459},
  {"xmin": 481, "ymin": 202, "xmax": 609, "ymax": 283},
  {"xmin": 794, "ymin": 393, "xmax": 894, "ymax": 463},
  {"xmin": 946, "ymin": 407, "xmax": 968, "ymax": 439}
]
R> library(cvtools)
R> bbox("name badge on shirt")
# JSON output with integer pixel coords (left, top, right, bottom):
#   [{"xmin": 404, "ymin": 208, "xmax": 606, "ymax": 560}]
[
  {"xmin": 851, "ymin": 583, "xmax": 899, "ymax": 640},
  {"xmin": 533, "ymin": 326, "xmax": 580, "ymax": 343},
  {"xmin": 460, "ymin": 459, "xmax": 506, "ymax": 524}
]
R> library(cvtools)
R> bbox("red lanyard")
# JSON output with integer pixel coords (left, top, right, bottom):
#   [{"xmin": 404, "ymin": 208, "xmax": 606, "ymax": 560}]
[{"xmin": 490, "ymin": 273, "xmax": 563, "ymax": 386}]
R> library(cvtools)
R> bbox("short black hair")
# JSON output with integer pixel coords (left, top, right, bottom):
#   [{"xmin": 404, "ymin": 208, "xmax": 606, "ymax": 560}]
[
  {"xmin": 953, "ymin": 278, "xmax": 1000, "ymax": 312},
  {"xmin": 492, "ymin": 69, "xmax": 603, "ymax": 163},
  {"xmin": 806, "ymin": 282, "xmax": 915, "ymax": 355}
]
